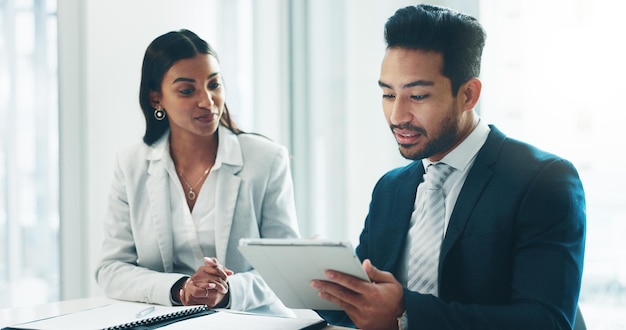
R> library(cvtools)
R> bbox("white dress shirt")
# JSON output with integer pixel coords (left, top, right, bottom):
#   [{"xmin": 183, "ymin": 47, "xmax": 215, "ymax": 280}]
[{"xmin": 399, "ymin": 119, "xmax": 491, "ymax": 288}]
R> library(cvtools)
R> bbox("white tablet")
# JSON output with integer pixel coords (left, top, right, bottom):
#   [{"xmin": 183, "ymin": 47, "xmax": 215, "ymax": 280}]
[{"xmin": 237, "ymin": 238, "xmax": 370, "ymax": 310}]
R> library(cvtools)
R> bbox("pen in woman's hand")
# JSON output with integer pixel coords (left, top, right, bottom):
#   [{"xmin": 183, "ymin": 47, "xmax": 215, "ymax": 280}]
[{"xmin": 135, "ymin": 306, "xmax": 156, "ymax": 318}]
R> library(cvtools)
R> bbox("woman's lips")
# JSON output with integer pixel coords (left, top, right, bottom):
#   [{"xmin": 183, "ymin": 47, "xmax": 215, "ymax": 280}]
[{"xmin": 196, "ymin": 113, "xmax": 219, "ymax": 123}]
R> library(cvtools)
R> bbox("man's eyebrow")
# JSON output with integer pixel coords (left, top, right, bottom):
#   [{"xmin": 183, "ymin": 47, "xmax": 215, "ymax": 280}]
[
  {"xmin": 172, "ymin": 72, "xmax": 220, "ymax": 84},
  {"xmin": 404, "ymin": 80, "xmax": 434, "ymax": 88},
  {"xmin": 378, "ymin": 80, "xmax": 435, "ymax": 89},
  {"xmin": 378, "ymin": 80, "xmax": 391, "ymax": 88}
]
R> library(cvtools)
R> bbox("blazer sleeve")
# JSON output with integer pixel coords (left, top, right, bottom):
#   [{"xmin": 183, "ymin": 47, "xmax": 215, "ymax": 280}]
[
  {"xmin": 258, "ymin": 144, "xmax": 300, "ymax": 239},
  {"xmin": 224, "ymin": 144, "xmax": 301, "ymax": 315},
  {"xmin": 94, "ymin": 150, "xmax": 186, "ymax": 306},
  {"xmin": 403, "ymin": 158, "xmax": 586, "ymax": 329}
]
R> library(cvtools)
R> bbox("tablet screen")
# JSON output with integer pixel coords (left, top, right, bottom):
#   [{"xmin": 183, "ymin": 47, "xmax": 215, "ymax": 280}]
[{"xmin": 238, "ymin": 238, "xmax": 370, "ymax": 310}]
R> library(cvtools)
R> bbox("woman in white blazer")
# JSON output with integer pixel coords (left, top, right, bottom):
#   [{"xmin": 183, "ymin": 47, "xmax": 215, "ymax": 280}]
[{"xmin": 95, "ymin": 30, "xmax": 300, "ymax": 316}]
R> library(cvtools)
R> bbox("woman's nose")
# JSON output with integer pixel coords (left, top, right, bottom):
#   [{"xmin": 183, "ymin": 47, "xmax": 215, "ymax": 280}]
[{"xmin": 198, "ymin": 90, "xmax": 214, "ymax": 108}]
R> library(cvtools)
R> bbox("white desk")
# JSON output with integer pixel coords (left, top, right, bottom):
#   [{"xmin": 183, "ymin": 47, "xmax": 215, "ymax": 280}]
[{"xmin": 0, "ymin": 296, "xmax": 351, "ymax": 329}]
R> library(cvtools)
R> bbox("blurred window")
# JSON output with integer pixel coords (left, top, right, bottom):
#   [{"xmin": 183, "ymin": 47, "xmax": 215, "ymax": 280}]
[{"xmin": 0, "ymin": 0, "xmax": 59, "ymax": 307}]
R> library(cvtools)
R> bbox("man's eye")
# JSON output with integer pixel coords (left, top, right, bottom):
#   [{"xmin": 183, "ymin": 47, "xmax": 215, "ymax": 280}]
[
  {"xmin": 382, "ymin": 94, "xmax": 395, "ymax": 99},
  {"xmin": 411, "ymin": 94, "xmax": 428, "ymax": 100}
]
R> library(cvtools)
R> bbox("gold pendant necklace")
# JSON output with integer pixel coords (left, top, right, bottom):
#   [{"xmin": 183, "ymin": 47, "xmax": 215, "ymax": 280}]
[{"xmin": 178, "ymin": 167, "xmax": 210, "ymax": 200}]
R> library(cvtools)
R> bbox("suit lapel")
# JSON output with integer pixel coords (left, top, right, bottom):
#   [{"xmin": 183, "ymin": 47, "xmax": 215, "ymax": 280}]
[
  {"xmin": 383, "ymin": 162, "xmax": 425, "ymax": 271},
  {"xmin": 440, "ymin": 126, "xmax": 505, "ymax": 262}
]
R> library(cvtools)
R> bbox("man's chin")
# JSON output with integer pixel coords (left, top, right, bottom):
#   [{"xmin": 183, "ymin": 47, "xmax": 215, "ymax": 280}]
[{"xmin": 398, "ymin": 144, "xmax": 424, "ymax": 161}]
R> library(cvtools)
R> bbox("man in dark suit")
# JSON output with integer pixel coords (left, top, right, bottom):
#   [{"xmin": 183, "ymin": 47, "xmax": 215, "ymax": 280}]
[{"xmin": 312, "ymin": 4, "xmax": 585, "ymax": 330}]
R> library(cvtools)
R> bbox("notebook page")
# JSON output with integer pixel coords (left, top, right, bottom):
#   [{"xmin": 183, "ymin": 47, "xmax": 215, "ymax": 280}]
[{"xmin": 5, "ymin": 302, "xmax": 202, "ymax": 330}]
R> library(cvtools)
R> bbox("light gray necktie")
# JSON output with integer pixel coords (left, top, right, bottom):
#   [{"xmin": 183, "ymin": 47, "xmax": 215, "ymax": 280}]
[{"xmin": 406, "ymin": 162, "xmax": 453, "ymax": 295}]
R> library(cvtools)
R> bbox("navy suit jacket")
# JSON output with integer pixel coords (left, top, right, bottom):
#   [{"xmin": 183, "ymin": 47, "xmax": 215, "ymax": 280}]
[{"xmin": 321, "ymin": 126, "xmax": 586, "ymax": 329}]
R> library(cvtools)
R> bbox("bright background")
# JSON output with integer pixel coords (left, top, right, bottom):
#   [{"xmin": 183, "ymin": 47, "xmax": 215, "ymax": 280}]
[{"xmin": 1, "ymin": 0, "xmax": 624, "ymax": 328}]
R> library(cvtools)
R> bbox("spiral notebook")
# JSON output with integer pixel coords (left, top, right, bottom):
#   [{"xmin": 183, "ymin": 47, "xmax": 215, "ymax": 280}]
[
  {"xmin": 2, "ymin": 301, "xmax": 327, "ymax": 330},
  {"xmin": 2, "ymin": 302, "xmax": 213, "ymax": 330}
]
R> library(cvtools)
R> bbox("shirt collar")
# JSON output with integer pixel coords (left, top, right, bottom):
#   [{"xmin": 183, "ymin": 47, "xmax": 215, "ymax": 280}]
[
  {"xmin": 213, "ymin": 125, "xmax": 243, "ymax": 171},
  {"xmin": 147, "ymin": 125, "xmax": 244, "ymax": 171}
]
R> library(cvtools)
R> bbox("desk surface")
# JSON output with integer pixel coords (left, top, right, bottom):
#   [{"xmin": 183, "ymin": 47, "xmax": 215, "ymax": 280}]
[{"xmin": 0, "ymin": 296, "xmax": 351, "ymax": 329}]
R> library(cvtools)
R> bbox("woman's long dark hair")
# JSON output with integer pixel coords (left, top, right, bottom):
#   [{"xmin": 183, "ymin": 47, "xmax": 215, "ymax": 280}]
[{"xmin": 139, "ymin": 29, "xmax": 241, "ymax": 145}]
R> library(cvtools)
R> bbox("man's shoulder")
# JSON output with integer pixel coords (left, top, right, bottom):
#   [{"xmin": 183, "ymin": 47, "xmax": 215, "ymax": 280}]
[
  {"xmin": 481, "ymin": 127, "xmax": 578, "ymax": 181},
  {"xmin": 378, "ymin": 161, "xmax": 422, "ymax": 184},
  {"xmin": 485, "ymin": 125, "xmax": 567, "ymax": 164},
  {"xmin": 499, "ymin": 135, "xmax": 565, "ymax": 165}
]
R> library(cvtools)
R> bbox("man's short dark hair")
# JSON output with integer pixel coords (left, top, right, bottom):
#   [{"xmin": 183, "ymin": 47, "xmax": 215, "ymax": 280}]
[{"xmin": 384, "ymin": 4, "xmax": 486, "ymax": 94}]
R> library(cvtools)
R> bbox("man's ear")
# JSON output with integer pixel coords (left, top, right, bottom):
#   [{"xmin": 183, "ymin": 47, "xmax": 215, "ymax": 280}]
[
  {"xmin": 149, "ymin": 90, "xmax": 161, "ymax": 108},
  {"xmin": 459, "ymin": 78, "xmax": 482, "ymax": 111}
]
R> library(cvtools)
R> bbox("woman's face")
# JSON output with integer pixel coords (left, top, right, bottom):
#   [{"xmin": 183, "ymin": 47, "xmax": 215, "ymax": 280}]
[{"xmin": 153, "ymin": 53, "xmax": 224, "ymax": 139}]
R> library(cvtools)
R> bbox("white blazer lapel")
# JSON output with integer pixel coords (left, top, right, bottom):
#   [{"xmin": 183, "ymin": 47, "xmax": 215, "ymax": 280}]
[
  {"xmin": 214, "ymin": 127, "xmax": 244, "ymax": 264},
  {"xmin": 146, "ymin": 137, "xmax": 175, "ymax": 272},
  {"xmin": 214, "ymin": 171, "xmax": 241, "ymax": 263}
]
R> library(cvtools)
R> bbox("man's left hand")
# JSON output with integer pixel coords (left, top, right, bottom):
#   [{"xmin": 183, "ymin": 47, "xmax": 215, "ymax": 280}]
[{"xmin": 311, "ymin": 259, "xmax": 404, "ymax": 330}]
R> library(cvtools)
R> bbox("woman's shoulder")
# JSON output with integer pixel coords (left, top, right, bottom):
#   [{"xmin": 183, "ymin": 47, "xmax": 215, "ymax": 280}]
[
  {"xmin": 233, "ymin": 132, "xmax": 290, "ymax": 165},
  {"xmin": 114, "ymin": 138, "xmax": 167, "ymax": 173},
  {"xmin": 117, "ymin": 140, "xmax": 154, "ymax": 160},
  {"xmin": 237, "ymin": 133, "xmax": 286, "ymax": 155},
  {"xmin": 236, "ymin": 132, "xmax": 284, "ymax": 151}
]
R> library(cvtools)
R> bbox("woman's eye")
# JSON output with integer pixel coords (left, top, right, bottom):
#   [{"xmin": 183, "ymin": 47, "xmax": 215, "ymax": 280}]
[
  {"xmin": 209, "ymin": 82, "xmax": 221, "ymax": 90},
  {"xmin": 179, "ymin": 88, "xmax": 194, "ymax": 95}
]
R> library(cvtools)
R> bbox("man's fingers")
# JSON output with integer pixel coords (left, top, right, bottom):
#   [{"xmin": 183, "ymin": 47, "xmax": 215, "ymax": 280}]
[
  {"xmin": 318, "ymin": 289, "xmax": 359, "ymax": 313},
  {"xmin": 362, "ymin": 259, "xmax": 394, "ymax": 283},
  {"xmin": 312, "ymin": 279, "xmax": 364, "ymax": 306},
  {"xmin": 312, "ymin": 280, "xmax": 360, "ymax": 312},
  {"xmin": 324, "ymin": 269, "xmax": 370, "ymax": 294}
]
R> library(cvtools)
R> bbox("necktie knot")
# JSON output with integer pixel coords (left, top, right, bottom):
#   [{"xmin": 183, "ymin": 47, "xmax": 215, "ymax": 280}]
[{"xmin": 425, "ymin": 163, "xmax": 453, "ymax": 190}]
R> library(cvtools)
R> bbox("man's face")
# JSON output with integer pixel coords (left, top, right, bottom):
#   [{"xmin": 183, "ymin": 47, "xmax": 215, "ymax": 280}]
[{"xmin": 379, "ymin": 48, "xmax": 463, "ymax": 161}]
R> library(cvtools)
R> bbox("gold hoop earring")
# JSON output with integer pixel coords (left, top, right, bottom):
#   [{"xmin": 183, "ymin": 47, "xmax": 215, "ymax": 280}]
[{"xmin": 154, "ymin": 105, "xmax": 166, "ymax": 120}]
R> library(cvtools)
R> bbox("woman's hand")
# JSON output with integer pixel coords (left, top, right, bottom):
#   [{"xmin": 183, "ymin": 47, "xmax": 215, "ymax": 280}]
[{"xmin": 179, "ymin": 257, "xmax": 234, "ymax": 307}]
